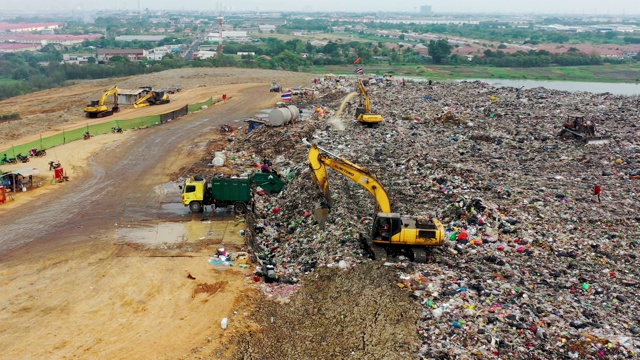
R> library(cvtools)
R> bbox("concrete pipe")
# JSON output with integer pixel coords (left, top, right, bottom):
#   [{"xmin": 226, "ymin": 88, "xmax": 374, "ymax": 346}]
[{"xmin": 268, "ymin": 108, "xmax": 293, "ymax": 127}]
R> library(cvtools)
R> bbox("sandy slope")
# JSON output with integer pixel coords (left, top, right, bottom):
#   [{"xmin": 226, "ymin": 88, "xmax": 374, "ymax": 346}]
[{"xmin": 0, "ymin": 68, "xmax": 318, "ymax": 359}]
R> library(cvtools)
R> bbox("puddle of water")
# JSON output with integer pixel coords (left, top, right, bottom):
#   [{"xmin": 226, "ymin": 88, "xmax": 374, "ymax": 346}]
[
  {"xmin": 155, "ymin": 181, "xmax": 182, "ymax": 196},
  {"xmin": 116, "ymin": 220, "xmax": 246, "ymax": 245},
  {"xmin": 117, "ymin": 223, "xmax": 189, "ymax": 245},
  {"xmin": 161, "ymin": 202, "xmax": 189, "ymax": 215}
]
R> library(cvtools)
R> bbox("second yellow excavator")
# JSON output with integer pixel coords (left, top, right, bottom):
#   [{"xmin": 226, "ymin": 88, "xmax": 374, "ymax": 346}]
[
  {"xmin": 354, "ymin": 79, "xmax": 383, "ymax": 125},
  {"xmin": 133, "ymin": 90, "xmax": 170, "ymax": 108},
  {"xmin": 308, "ymin": 143, "xmax": 444, "ymax": 262}
]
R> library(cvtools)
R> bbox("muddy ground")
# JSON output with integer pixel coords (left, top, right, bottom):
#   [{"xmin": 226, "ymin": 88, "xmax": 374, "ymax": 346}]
[{"xmin": 0, "ymin": 68, "xmax": 419, "ymax": 360}]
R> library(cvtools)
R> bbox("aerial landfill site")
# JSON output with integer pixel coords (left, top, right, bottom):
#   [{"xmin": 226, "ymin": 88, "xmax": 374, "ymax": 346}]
[{"xmin": 209, "ymin": 77, "xmax": 640, "ymax": 359}]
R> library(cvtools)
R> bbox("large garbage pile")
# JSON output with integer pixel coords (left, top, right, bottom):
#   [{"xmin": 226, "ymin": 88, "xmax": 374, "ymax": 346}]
[{"xmin": 230, "ymin": 78, "xmax": 640, "ymax": 359}]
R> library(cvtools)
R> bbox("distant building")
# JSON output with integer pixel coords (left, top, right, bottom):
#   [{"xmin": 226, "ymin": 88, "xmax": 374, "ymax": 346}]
[
  {"xmin": 147, "ymin": 47, "xmax": 169, "ymax": 61},
  {"xmin": 118, "ymin": 88, "xmax": 149, "ymax": 105},
  {"xmin": 258, "ymin": 25, "xmax": 276, "ymax": 33},
  {"xmin": 0, "ymin": 33, "xmax": 101, "ymax": 46},
  {"xmin": 193, "ymin": 50, "xmax": 216, "ymax": 59},
  {"xmin": 0, "ymin": 43, "xmax": 41, "ymax": 53},
  {"xmin": 0, "ymin": 22, "xmax": 62, "ymax": 32},
  {"xmin": 115, "ymin": 35, "xmax": 167, "ymax": 42},
  {"xmin": 420, "ymin": 5, "xmax": 432, "ymax": 15},
  {"xmin": 62, "ymin": 54, "xmax": 93, "ymax": 65},
  {"xmin": 206, "ymin": 31, "xmax": 250, "ymax": 42},
  {"xmin": 96, "ymin": 49, "xmax": 147, "ymax": 62}
]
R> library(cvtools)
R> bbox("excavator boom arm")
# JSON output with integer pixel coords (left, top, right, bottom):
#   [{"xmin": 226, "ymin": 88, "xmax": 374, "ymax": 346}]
[
  {"xmin": 99, "ymin": 86, "xmax": 118, "ymax": 106},
  {"xmin": 134, "ymin": 91, "xmax": 154, "ymax": 108},
  {"xmin": 308, "ymin": 144, "xmax": 392, "ymax": 213},
  {"xmin": 358, "ymin": 80, "xmax": 372, "ymax": 113}
]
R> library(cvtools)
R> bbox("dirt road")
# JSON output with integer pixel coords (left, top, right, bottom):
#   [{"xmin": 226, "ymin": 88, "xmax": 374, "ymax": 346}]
[{"xmin": 0, "ymin": 83, "xmax": 283, "ymax": 359}]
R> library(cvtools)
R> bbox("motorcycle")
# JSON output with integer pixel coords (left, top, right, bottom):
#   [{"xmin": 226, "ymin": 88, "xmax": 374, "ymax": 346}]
[
  {"xmin": 16, "ymin": 153, "xmax": 30, "ymax": 163},
  {"xmin": 83, "ymin": 131, "xmax": 91, "ymax": 140},
  {"xmin": 1, "ymin": 155, "xmax": 17, "ymax": 164},
  {"xmin": 111, "ymin": 126, "xmax": 123, "ymax": 133},
  {"xmin": 49, "ymin": 160, "xmax": 62, "ymax": 171},
  {"xmin": 30, "ymin": 148, "xmax": 46, "ymax": 157}
]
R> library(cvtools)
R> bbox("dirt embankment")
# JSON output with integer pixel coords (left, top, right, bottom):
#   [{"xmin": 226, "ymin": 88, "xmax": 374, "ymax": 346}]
[
  {"xmin": 0, "ymin": 67, "xmax": 315, "ymax": 146},
  {"xmin": 0, "ymin": 67, "xmax": 334, "ymax": 360}
]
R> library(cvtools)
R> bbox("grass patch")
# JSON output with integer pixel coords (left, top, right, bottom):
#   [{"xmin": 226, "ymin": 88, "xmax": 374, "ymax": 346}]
[
  {"xmin": 0, "ymin": 77, "xmax": 19, "ymax": 85},
  {"xmin": 303, "ymin": 64, "xmax": 640, "ymax": 83}
]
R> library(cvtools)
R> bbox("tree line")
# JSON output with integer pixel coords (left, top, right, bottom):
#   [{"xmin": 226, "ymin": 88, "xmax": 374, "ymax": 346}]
[{"xmin": 0, "ymin": 35, "xmax": 637, "ymax": 102}]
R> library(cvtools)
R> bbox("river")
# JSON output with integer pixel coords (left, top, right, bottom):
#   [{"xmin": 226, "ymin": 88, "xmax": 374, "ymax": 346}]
[{"xmin": 461, "ymin": 79, "xmax": 640, "ymax": 96}]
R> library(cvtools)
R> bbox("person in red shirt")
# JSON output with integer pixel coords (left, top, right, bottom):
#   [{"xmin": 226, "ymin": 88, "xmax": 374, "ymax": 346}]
[{"xmin": 594, "ymin": 185, "xmax": 602, "ymax": 202}]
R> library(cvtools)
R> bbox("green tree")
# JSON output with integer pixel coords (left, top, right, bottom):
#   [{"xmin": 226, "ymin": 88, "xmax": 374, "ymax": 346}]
[
  {"xmin": 427, "ymin": 39, "xmax": 452, "ymax": 64},
  {"xmin": 108, "ymin": 55, "xmax": 129, "ymax": 63},
  {"xmin": 322, "ymin": 41, "xmax": 340, "ymax": 56},
  {"xmin": 273, "ymin": 50, "xmax": 302, "ymax": 71}
]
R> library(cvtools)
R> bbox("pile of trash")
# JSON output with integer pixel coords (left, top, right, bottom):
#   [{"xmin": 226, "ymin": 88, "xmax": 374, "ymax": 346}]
[{"xmin": 231, "ymin": 78, "xmax": 640, "ymax": 358}]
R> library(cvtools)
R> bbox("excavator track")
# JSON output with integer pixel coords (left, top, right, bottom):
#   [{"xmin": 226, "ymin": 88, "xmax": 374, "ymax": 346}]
[
  {"xmin": 368, "ymin": 243, "xmax": 387, "ymax": 261},
  {"xmin": 411, "ymin": 247, "xmax": 427, "ymax": 263},
  {"xmin": 359, "ymin": 235, "xmax": 387, "ymax": 261}
]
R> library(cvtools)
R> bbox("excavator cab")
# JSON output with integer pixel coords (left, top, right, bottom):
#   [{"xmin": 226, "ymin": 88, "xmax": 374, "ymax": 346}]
[{"xmin": 373, "ymin": 215, "xmax": 401, "ymax": 241}]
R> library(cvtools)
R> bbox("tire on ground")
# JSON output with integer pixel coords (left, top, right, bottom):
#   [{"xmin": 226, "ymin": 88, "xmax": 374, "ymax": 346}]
[
  {"xmin": 233, "ymin": 202, "xmax": 247, "ymax": 215},
  {"xmin": 189, "ymin": 201, "xmax": 203, "ymax": 213}
]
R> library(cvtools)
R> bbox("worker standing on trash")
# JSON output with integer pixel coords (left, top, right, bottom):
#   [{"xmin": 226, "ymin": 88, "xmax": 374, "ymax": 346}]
[
  {"xmin": 261, "ymin": 159, "xmax": 272, "ymax": 173},
  {"xmin": 594, "ymin": 185, "xmax": 602, "ymax": 202}
]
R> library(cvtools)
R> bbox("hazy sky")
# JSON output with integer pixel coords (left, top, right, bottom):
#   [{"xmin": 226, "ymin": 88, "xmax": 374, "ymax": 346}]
[{"xmin": 2, "ymin": 0, "xmax": 639, "ymax": 14}]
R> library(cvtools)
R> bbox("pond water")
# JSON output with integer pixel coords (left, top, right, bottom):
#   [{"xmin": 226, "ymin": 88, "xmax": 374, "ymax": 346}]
[{"xmin": 460, "ymin": 79, "xmax": 640, "ymax": 96}]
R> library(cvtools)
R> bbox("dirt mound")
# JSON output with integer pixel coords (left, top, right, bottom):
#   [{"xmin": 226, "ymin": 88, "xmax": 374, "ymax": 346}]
[{"xmin": 231, "ymin": 264, "xmax": 422, "ymax": 360}]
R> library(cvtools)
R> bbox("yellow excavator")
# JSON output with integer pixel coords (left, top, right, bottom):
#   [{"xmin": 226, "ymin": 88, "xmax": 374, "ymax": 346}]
[
  {"xmin": 308, "ymin": 143, "xmax": 444, "ymax": 262},
  {"xmin": 84, "ymin": 86, "xmax": 120, "ymax": 118},
  {"xmin": 354, "ymin": 79, "xmax": 383, "ymax": 125},
  {"xmin": 133, "ymin": 90, "xmax": 170, "ymax": 108}
]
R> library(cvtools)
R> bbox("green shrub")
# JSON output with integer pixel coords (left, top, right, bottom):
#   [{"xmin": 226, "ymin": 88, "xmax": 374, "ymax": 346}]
[{"xmin": 0, "ymin": 113, "xmax": 19, "ymax": 121}]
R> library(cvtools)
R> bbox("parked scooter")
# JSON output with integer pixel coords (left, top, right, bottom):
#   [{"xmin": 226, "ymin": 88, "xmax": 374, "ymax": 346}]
[
  {"xmin": 49, "ymin": 160, "xmax": 62, "ymax": 171},
  {"xmin": 30, "ymin": 147, "xmax": 47, "ymax": 157},
  {"xmin": 111, "ymin": 126, "xmax": 123, "ymax": 133},
  {"xmin": 16, "ymin": 153, "xmax": 29, "ymax": 163},
  {"xmin": 1, "ymin": 154, "xmax": 17, "ymax": 164}
]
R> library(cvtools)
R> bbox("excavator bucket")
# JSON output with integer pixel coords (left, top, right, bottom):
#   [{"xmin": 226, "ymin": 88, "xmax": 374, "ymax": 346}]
[{"xmin": 313, "ymin": 206, "xmax": 330, "ymax": 230}]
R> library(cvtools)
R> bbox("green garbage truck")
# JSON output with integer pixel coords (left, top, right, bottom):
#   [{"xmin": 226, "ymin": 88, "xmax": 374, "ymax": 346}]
[{"xmin": 181, "ymin": 172, "xmax": 286, "ymax": 214}]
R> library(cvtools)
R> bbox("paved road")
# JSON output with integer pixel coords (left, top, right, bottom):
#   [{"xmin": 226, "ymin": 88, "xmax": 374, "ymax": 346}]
[{"xmin": 0, "ymin": 85, "xmax": 272, "ymax": 255}]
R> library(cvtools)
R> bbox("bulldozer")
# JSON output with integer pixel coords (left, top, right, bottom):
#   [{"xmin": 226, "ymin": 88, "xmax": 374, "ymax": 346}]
[
  {"xmin": 307, "ymin": 142, "xmax": 444, "ymax": 263},
  {"xmin": 558, "ymin": 115, "xmax": 610, "ymax": 145}
]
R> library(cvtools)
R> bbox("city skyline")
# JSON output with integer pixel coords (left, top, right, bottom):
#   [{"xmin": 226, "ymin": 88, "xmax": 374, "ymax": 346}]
[{"xmin": 1, "ymin": 0, "xmax": 639, "ymax": 15}]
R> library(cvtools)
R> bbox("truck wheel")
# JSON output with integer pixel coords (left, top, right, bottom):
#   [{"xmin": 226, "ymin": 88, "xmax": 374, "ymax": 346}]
[
  {"xmin": 189, "ymin": 201, "xmax": 203, "ymax": 213},
  {"xmin": 233, "ymin": 202, "xmax": 247, "ymax": 215}
]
